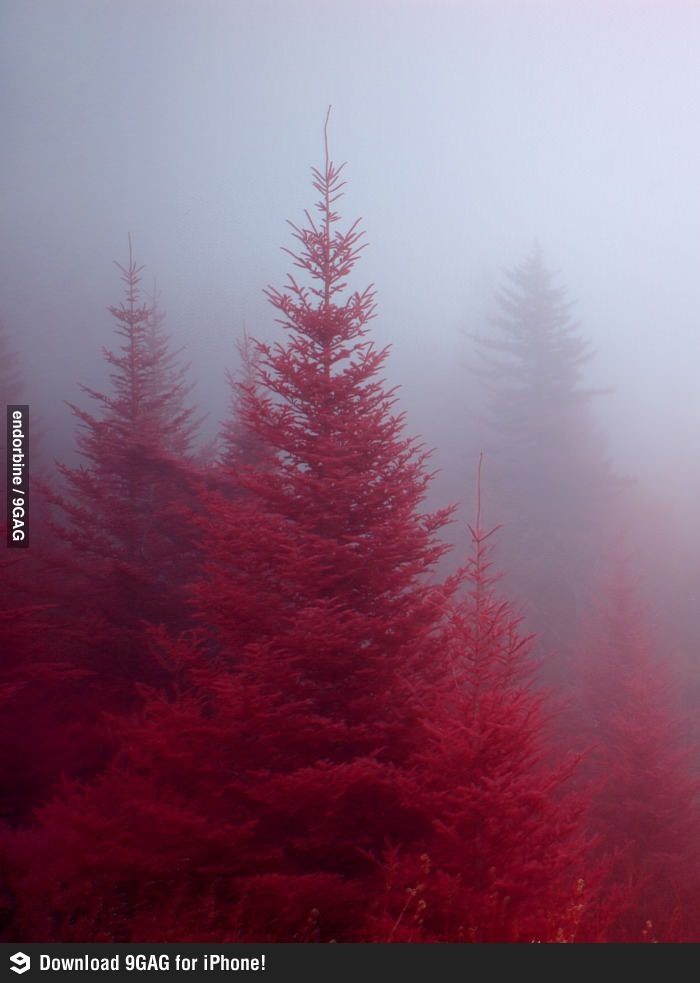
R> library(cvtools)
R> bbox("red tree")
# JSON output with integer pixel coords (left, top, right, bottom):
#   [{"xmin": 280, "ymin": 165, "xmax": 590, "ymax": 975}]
[
  {"xmin": 190, "ymin": 110, "xmax": 456, "ymax": 765},
  {"xmin": 3, "ymin": 116, "xmax": 456, "ymax": 942},
  {"xmin": 181, "ymin": 111, "xmax": 456, "ymax": 938},
  {"xmin": 574, "ymin": 549, "xmax": 700, "ymax": 941},
  {"xmin": 369, "ymin": 464, "xmax": 599, "ymax": 942},
  {"xmin": 0, "ymin": 251, "xmax": 205, "ymax": 827},
  {"xmin": 0, "ymin": 324, "xmax": 93, "ymax": 827},
  {"xmin": 48, "ymin": 242, "xmax": 203, "ymax": 691}
]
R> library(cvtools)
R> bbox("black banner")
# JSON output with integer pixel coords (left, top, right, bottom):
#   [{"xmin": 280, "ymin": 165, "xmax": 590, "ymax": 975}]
[{"xmin": 0, "ymin": 940, "xmax": 677, "ymax": 981}]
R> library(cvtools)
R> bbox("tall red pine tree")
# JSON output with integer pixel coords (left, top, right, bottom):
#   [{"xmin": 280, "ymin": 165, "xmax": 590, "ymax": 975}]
[
  {"xmin": 192, "ymin": 109, "xmax": 457, "ymax": 760},
  {"xmin": 2, "ymin": 115, "xmax": 456, "ymax": 943},
  {"xmin": 185, "ymin": 110, "xmax": 457, "ymax": 936}
]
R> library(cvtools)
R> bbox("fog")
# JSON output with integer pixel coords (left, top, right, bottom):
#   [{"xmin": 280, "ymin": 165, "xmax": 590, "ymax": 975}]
[
  {"xmin": 7, "ymin": 1, "xmax": 700, "ymax": 943},
  {"xmin": 3, "ymin": 0, "xmax": 700, "ymax": 522}
]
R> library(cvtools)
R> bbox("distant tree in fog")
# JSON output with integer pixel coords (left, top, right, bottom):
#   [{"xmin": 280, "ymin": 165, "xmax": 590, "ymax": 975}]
[
  {"xmin": 47, "ymin": 243, "xmax": 203, "ymax": 690},
  {"xmin": 469, "ymin": 244, "xmax": 619, "ymax": 672},
  {"xmin": 574, "ymin": 550, "xmax": 700, "ymax": 941},
  {"xmin": 217, "ymin": 326, "xmax": 269, "ymax": 478}
]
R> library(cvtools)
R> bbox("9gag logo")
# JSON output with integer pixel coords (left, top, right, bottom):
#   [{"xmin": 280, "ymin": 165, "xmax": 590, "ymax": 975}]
[{"xmin": 10, "ymin": 952, "xmax": 30, "ymax": 975}]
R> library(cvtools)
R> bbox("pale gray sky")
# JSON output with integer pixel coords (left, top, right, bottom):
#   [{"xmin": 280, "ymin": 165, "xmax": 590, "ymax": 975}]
[{"xmin": 2, "ymin": 0, "xmax": 699, "ymax": 505}]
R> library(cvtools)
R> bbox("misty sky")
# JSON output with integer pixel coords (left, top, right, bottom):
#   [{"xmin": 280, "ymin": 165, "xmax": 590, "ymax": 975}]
[{"xmin": 2, "ymin": 0, "xmax": 700, "ymax": 509}]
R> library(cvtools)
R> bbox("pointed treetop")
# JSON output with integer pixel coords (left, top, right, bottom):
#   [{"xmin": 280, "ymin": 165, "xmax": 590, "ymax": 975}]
[{"xmin": 265, "ymin": 109, "xmax": 373, "ymax": 332}]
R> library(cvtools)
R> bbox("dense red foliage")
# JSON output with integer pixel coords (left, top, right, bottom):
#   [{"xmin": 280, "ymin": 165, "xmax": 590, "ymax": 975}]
[
  {"xmin": 368, "ymin": 470, "xmax": 597, "ymax": 942},
  {"xmin": 2, "ymin": 120, "xmax": 456, "ymax": 942},
  {"xmin": 3, "ymin": 125, "xmax": 700, "ymax": 944},
  {"xmin": 0, "ymin": 329, "xmax": 104, "ymax": 827}
]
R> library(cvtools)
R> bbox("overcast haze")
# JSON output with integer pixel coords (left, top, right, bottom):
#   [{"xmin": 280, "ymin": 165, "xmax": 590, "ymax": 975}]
[
  {"xmin": 2, "ymin": 0, "xmax": 700, "ymax": 510},
  {"xmin": 7, "ymin": 2, "xmax": 700, "ymax": 943}
]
